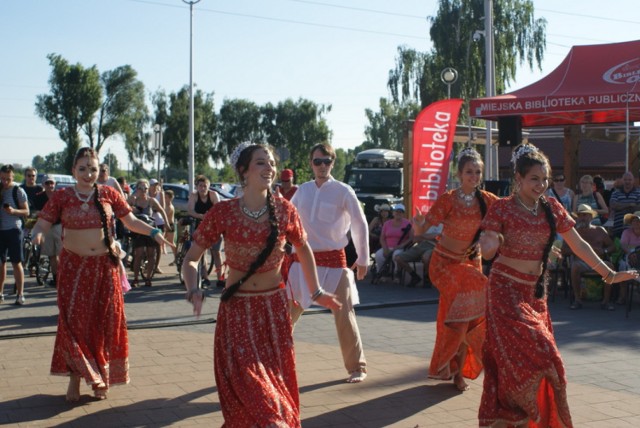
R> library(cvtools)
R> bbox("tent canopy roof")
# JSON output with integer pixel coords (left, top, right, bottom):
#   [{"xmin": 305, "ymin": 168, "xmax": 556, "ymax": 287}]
[{"xmin": 470, "ymin": 40, "xmax": 640, "ymax": 127}]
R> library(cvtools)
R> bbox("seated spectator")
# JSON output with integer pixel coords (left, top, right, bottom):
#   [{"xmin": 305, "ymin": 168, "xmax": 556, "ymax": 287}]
[
  {"xmin": 394, "ymin": 223, "xmax": 442, "ymax": 287},
  {"xmin": 546, "ymin": 172, "xmax": 573, "ymax": 212},
  {"xmin": 572, "ymin": 174, "xmax": 608, "ymax": 226},
  {"xmin": 562, "ymin": 204, "xmax": 616, "ymax": 310},
  {"xmin": 368, "ymin": 203, "xmax": 391, "ymax": 254},
  {"xmin": 374, "ymin": 204, "xmax": 412, "ymax": 276},
  {"xmin": 616, "ymin": 211, "xmax": 640, "ymax": 304}
]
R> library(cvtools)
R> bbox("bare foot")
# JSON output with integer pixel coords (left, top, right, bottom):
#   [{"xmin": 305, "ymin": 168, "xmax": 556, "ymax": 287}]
[
  {"xmin": 66, "ymin": 374, "xmax": 81, "ymax": 402},
  {"xmin": 454, "ymin": 375, "xmax": 469, "ymax": 392},
  {"xmin": 347, "ymin": 370, "xmax": 367, "ymax": 383}
]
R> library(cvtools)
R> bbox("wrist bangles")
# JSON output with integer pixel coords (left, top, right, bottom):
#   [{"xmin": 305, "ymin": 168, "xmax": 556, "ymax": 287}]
[{"xmin": 311, "ymin": 287, "xmax": 325, "ymax": 301}]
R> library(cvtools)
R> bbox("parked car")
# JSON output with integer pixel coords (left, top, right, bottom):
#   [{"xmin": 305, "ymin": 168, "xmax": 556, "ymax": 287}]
[{"xmin": 160, "ymin": 183, "xmax": 235, "ymax": 216}]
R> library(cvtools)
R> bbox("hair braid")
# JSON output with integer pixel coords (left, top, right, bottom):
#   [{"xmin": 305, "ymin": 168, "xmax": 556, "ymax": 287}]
[
  {"xmin": 221, "ymin": 190, "xmax": 280, "ymax": 301},
  {"xmin": 93, "ymin": 184, "xmax": 119, "ymax": 264},
  {"xmin": 535, "ymin": 196, "xmax": 556, "ymax": 298},
  {"xmin": 467, "ymin": 188, "xmax": 488, "ymax": 260}
]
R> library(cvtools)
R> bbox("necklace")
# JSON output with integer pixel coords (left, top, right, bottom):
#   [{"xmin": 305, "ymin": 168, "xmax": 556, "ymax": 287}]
[
  {"xmin": 515, "ymin": 193, "xmax": 539, "ymax": 216},
  {"xmin": 73, "ymin": 186, "xmax": 95, "ymax": 211},
  {"xmin": 458, "ymin": 188, "xmax": 475, "ymax": 207},
  {"xmin": 241, "ymin": 204, "xmax": 268, "ymax": 220}
]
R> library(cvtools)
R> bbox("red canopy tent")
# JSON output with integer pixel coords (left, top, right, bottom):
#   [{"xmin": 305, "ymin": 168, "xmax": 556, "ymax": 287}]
[{"xmin": 470, "ymin": 39, "xmax": 640, "ymax": 127}]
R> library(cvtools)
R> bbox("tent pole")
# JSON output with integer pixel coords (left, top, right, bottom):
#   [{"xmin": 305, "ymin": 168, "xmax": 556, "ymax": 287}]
[{"xmin": 626, "ymin": 100, "xmax": 630, "ymax": 172}]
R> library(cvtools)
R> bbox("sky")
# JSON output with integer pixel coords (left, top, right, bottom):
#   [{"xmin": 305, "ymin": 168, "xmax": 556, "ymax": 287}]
[{"xmin": 1, "ymin": 0, "xmax": 639, "ymax": 171}]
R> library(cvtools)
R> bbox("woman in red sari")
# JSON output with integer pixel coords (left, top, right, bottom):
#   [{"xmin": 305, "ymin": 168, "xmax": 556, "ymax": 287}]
[
  {"xmin": 414, "ymin": 147, "xmax": 499, "ymax": 391},
  {"xmin": 31, "ymin": 147, "xmax": 174, "ymax": 402},
  {"xmin": 182, "ymin": 142, "xmax": 341, "ymax": 427},
  {"xmin": 478, "ymin": 143, "xmax": 638, "ymax": 427}
]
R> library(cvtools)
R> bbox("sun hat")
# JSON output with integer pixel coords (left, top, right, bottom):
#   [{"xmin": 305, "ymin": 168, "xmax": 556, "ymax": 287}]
[
  {"xmin": 149, "ymin": 178, "xmax": 159, "ymax": 185},
  {"xmin": 572, "ymin": 204, "xmax": 597, "ymax": 219},
  {"xmin": 374, "ymin": 203, "xmax": 391, "ymax": 212},
  {"xmin": 42, "ymin": 174, "xmax": 55, "ymax": 184},
  {"xmin": 624, "ymin": 211, "xmax": 640, "ymax": 225},
  {"xmin": 391, "ymin": 203, "xmax": 406, "ymax": 212}
]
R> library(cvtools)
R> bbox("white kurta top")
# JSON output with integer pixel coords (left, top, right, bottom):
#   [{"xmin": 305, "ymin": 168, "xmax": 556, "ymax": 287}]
[{"xmin": 288, "ymin": 177, "xmax": 369, "ymax": 309}]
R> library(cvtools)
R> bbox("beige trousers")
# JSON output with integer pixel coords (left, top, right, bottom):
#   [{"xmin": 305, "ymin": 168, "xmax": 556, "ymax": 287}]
[{"xmin": 289, "ymin": 269, "xmax": 367, "ymax": 374}]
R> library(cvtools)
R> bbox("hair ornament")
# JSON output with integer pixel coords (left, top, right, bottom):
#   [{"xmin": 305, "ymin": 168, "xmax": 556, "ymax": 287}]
[
  {"xmin": 511, "ymin": 144, "xmax": 539, "ymax": 165},
  {"xmin": 457, "ymin": 146, "xmax": 481, "ymax": 163},
  {"xmin": 230, "ymin": 141, "xmax": 254, "ymax": 168}
]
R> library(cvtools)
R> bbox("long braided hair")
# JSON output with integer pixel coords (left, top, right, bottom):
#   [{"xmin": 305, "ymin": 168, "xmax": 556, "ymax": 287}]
[
  {"xmin": 457, "ymin": 147, "xmax": 487, "ymax": 259},
  {"xmin": 221, "ymin": 144, "xmax": 280, "ymax": 302},
  {"xmin": 512, "ymin": 143, "xmax": 556, "ymax": 299},
  {"xmin": 72, "ymin": 147, "xmax": 120, "ymax": 265}
]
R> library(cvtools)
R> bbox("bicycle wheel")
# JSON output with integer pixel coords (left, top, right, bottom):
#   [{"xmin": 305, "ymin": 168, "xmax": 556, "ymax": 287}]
[
  {"xmin": 176, "ymin": 240, "xmax": 191, "ymax": 284},
  {"xmin": 36, "ymin": 255, "xmax": 51, "ymax": 286},
  {"xmin": 22, "ymin": 238, "xmax": 33, "ymax": 272},
  {"xmin": 205, "ymin": 247, "xmax": 216, "ymax": 275}
]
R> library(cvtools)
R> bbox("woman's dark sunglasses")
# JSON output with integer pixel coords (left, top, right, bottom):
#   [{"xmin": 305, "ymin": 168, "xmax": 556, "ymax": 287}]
[{"xmin": 312, "ymin": 158, "xmax": 333, "ymax": 166}]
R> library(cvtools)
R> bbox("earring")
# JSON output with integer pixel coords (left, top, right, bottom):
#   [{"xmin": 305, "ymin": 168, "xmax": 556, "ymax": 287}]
[{"xmin": 513, "ymin": 182, "xmax": 521, "ymax": 193}]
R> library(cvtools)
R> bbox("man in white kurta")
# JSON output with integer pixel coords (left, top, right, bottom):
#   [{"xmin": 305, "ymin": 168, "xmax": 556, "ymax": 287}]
[{"xmin": 288, "ymin": 143, "xmax": 370, "ymax": 383}]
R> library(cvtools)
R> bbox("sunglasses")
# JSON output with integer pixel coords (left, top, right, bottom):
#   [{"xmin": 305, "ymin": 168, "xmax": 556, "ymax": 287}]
[
  {"xmin": 312, "ymin": 158, "xmax": 333, "ymax": 166},
  {"xmin": 26, "ymin": 174, "xmax": 36, "ymax": 178},
  {"xmin": 45, "ymin": 181, "xmax": 55, "ymax": 185},
  {"xmin": 553, "ymin": 178, "xmax": 565, "ymax": 182}
]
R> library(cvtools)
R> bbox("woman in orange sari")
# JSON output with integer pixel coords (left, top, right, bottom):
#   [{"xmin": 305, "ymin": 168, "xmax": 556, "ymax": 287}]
[
  {"xmin": 478, "ymin": 143, "xmax": 638, "ymax": 427},
  {"xmin": 414, "ymin": 147, "xmax": 498, "ymax": 391},
  {"xmin": 31, "ymin": 147, "xmax": 174, "ymax": 402}
]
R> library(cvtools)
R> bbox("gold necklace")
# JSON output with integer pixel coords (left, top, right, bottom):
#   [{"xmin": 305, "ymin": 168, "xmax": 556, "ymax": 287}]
[{"xmin": 515, "ymin": 193, "xmax": 539, "ymax": 216}]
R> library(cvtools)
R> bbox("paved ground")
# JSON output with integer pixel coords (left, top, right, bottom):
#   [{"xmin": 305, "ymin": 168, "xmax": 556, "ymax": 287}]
[{"xmin": 2, "ymin": 255, "xmax": 640, "ymax": 427}]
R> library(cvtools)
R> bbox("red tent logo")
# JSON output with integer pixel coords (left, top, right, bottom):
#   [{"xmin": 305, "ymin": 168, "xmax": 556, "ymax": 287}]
[{"xmin": 603, "ymin": 58, "xmax": 640, "ymax": 84}]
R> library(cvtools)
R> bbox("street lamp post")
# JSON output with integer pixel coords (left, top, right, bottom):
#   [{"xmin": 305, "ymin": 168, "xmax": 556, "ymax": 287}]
[
  {"xmin": 153, "ymin": 124, "xmax": 163, "ymax": 181},
  {"xmin": 440, "ymin": 67, "xmax": 458, "ymax": 99},
  {"xmin": 183, "ymin": 0, "xmax": 200, "ymax": 193}
]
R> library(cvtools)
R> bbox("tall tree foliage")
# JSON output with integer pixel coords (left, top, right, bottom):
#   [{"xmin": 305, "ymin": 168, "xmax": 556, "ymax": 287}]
[
  {"xmin": 388, "ymin": 0, "xmax": 546, "ymax": 116},
  {"xmin": 35, "ymin": 54, "xmax": 149, "ymax": 171},
  {"xmin": 363, "ymin": 98, "xmax": 421, "ymax": 151},
  {"xmin": 35, "ymin": 54, "xmax": 101, "ymax": 171},
  {"xmin": 152, "ymin": 87, "xmax": 217, "ymax": 173}
]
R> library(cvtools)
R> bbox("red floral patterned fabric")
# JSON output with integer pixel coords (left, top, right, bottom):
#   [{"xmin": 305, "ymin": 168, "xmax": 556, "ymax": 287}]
[
  {"xmin": 215, "ymin": 288, "xmax": 300, "ymax": 427},
  {"xmin": 425, "ymin": 189, "xmax": 499, "ymax": 241},
  {"xmin": 428, "ymin": 246, "xmax": 486, "ymax": 381},
  {"xmin": 479, "ymin": 198, "xmax": 574, "ymax": 427},
  {"xmin": 50, "ymin": 249, "xmax": 129, "ymax": 390},
  {"xmin": 479, "ymin": 262, "xmax": 573, "ymax": 427},
  {"xmin": 481, "ymin": 196, "xmax": 574, "ymax": 260},
  {"xmin": 193, "ymin": 197, "xmax": 306, "ymax": 273},
  {"xmin": 38, "ymin": 185, "xmax": 132, "ymax": 229}
]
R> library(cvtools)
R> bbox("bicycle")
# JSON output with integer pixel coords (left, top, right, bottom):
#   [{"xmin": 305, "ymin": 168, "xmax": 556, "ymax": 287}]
[{"xmin": 175, "ymin": 217, "xmax": 206, "ymax": 288}]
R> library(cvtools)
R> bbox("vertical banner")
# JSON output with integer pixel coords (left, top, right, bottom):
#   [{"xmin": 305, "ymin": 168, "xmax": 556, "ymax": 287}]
[{"xmin": 412, "ymin": 98, "xmax": 463, "ymax": 214}]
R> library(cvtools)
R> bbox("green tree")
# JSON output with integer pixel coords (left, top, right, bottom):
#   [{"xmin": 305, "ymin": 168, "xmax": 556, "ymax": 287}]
[
  {"xmin": 388, "ymin": 0, "xmax": 546, "ymax": 115},
  {"xmin": 363, "ymin": 98, "xmax": 421, "ymax": 151},
  {"xmin": 216, "ymin": 99, "xmax": 264, "ymax": 162},
  {"xmin": 87, "ymin": 65, "xmax": 149, "ymax": 154},
  {"xmin": 102, "ymin": 152, "xmax": 121, "ymax": 176},
  {"xmin": 154, "ymin": 87, "xmax": 217, "ymax": 173},
  {"xmin": 35, "ymin": 53, "xmax": 102, "ymax": 171},
  {"xmin": 32, "ymin": 151, "xmax": 65, "ymax": 174},
  {"xmin": 35, "ymin": 54, "xmax": 149, "ymax": 171},
  {"xmin": 262, "ymin": 98, "xmax": 332, "ymax": 173}
]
